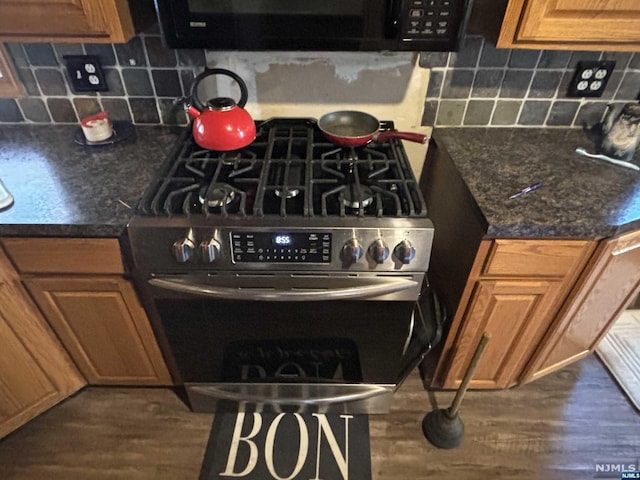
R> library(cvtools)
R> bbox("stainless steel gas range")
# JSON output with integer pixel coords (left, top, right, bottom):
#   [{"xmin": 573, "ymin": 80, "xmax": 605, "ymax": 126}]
[{"xmin": 127, "ymin": 118, "xmax": 443, "ymax": 414}]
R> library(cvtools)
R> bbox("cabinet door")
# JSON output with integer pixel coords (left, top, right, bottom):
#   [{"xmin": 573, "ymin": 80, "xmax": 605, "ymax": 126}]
[
  {"xmin": 24, "ymin": 277, "xmax": 172, "ymax": 386},
  {"xmin": 524, "ymin": 230, "xmax": 640, "ymax": 382},
  {"xmin": 0, "ymin": 0, "xmax": 134, "ymax": 43},
  {"xmin": 0, "ymin": 45, "xmax": 23, "ymax": 97},
  {"xmin": 498, "ymin": 0, "xmax": 640, "ymax": 50},
  {"xmin": 443, "ymin": 279, "xmax": 565, "ymax": 389},
  {"xmin": 0, "ymin": 250, "xmax": 85, "ymax": 439}
]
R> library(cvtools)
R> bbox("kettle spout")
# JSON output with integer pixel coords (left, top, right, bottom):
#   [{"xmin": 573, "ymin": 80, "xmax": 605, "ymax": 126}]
[{"xmin": 186, "ymin": 105, "xmax": 202, "ymax": 119}]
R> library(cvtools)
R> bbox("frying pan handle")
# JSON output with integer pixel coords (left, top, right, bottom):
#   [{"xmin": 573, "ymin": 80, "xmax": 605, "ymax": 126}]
[{"xmin": 375, "ymin": 131, "xmax": 427, "ymax": 144}]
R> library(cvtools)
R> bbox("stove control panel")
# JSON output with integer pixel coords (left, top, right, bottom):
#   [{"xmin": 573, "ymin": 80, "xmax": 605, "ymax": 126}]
[
  {"xmin": 231, "ymin": 232, "xmax": 332, "ymax": 263},
  {"xmin": 130, "ymin": 221, "xmax": 433, "ymax": 273}
]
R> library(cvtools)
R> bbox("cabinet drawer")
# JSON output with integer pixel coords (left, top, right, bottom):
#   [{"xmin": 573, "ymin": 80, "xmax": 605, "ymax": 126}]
[
  {"xmin": 1, "ymin": 238, "xmax": 124, "ymax": 274},
  {"xmin": 482, "ymin": 239, "xmax": 593, "ymax": 277}
]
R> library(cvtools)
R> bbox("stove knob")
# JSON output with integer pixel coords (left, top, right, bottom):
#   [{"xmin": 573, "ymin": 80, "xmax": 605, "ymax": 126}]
[
  {"xmin": 341, "ymin": 238, "xmax": 363, "ymax": 266},
  {"xmin": 172, "ymin": 238, "xmax": 195, "ymax": 263},
  {"xmin": 200, "ymin": 238, "xmax": 221, "ymax": 263},
  {"xmin": 394, "ymin": 240, "xmax": 416, "ymax": 265},
  {"xmin": 368, "ymin": 239, "xmax": 390, "ymax": 264}
]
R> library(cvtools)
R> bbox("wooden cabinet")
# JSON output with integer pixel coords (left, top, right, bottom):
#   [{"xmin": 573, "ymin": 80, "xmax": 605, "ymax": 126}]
[
  {"xmin": 0, "ymin": 0, "xmax": 135, "ymax": 43},
  {"xmin": 1, "ymin": 238, "xmax": 171, "ymax": 386},
  {"xmin": 24, "ymin": 277, "xmax": 171, "ymax": 385},
  {"xmin": 419, "ymin": 135, "xmax": 640, "ymax": 391},
  {"xmin": 496, "ymin": 0, "xmax": 640, "ymax": 51},
  {"xmin": 523, "ymin": 229, "xmax": 640, "ymax": 382},
  {"xmin": 0, "ymin": 246, "xmax": 85, "ymax": 439},
  {"xmin": 0, "ymin": 45, "xmax": 23, "ymax": 98},
  {"xmin": 433, "ymin": 239, "xmax": 595, "ymax": 389}
]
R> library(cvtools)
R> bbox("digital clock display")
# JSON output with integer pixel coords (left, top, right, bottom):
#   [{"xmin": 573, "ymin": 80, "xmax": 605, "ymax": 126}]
[
  {"xmin": 273, "ymin": 234, "xmax": 292, "ymax": 246},
  {"xmin": 231, "ymin": 231, "xmax": 331, "ymax": 263}
]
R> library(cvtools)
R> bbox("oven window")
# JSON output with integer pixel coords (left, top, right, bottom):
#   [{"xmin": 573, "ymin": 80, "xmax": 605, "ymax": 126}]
[
  {"xmin": 188, "ymin": 0, "xmax": 364, "ymax": 16},
  {"xmin": 156, "ymin": 299, "xmax": 414, "ymax": 384}
]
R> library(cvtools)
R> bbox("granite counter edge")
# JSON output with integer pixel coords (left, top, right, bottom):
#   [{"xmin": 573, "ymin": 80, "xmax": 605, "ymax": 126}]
[{"xmin": 0, "ymin": 223, "xmax": 129, "ymax": 238}]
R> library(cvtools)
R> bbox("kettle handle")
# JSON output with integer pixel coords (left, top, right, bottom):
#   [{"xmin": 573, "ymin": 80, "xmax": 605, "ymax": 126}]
[{"xmin": 190, "ymin": 68, "xmax": 249, "ymax": 111}]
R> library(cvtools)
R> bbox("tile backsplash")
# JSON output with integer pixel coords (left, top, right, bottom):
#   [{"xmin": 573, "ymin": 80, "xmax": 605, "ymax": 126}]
[
  {"xmin": 1, "ymin": 30, "xmax": 639, "ymax": 129},
  {"xmin": 0, "ymin": 33, "xmax": 205, "ymax": 125},
  {"xmin": 421, "ymin": 35, "xmax": 640, "ymax": 128}
]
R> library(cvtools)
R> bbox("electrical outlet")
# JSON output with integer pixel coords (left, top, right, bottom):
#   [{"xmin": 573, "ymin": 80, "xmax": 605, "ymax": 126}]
[
  {"xmin": 567, "ymin": 60, "xmax": 616, "ymax": 98},
  {"xmin": 63, "ymin": 55, "xmax": 108, "ymax": 93}
]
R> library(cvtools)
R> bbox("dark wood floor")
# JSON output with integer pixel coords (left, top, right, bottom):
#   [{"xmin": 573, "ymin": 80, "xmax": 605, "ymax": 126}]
[{"xmin": 0, "ymin": 355, "xmax": 638, "ymax": 480}]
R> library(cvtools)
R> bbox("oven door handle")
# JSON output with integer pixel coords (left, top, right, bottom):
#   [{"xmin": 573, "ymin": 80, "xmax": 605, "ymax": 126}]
[
  {"xmin": 188, "ymin": 383, "xmax": 392, "ymax": 406},
  {"xmin": 148, "ymin": 276, "xmax": 418, "ymax": 301}
]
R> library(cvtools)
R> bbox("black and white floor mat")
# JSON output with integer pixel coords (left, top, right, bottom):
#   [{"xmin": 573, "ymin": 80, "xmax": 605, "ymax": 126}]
[{"xmin": 199, "ymin": 411, "xmax": 371, "ymax": 480}]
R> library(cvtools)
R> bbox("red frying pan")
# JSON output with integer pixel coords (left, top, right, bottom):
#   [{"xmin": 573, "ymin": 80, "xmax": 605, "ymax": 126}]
[{"xmin": 318, "ymin": 110, "xmax": 427, "ymax": 147}]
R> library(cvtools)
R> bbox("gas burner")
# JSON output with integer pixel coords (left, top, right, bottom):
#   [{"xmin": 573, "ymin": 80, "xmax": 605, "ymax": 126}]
[
  {"xmin": 275, "ymin": 186, "xmax": 300, "ymax": 199},
  {"xmin": 273, "ymin": 159, "xmax": 303, "ymax": 199},
  {"xmin": 321, "ymin": 146, "xmax": 360, "ymax": 162},
  {"xmin": 199, "ymin": 183, "xmax": 236, "ymax": 208},
  {"xmin": 343, "ymin": 185, "xmax": 373, "ymax": 209},
  {"xmin": 220, "ymin": 150, "xmax": 260, "ymax": 169}
]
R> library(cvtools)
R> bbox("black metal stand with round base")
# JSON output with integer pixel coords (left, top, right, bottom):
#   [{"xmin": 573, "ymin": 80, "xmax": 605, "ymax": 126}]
[
  {"xmin": 422, "ymin": 333, "xmax": 490, "ymax": 449},
  {"xmin": 422, "ymin": 408, "xmax": 464, "ymax": 449}
]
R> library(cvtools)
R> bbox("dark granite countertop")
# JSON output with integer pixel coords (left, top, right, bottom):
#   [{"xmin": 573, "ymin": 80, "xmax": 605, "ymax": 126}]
[
  {"xmin": 0, "ymin": 124, "xmax": 182, "ymax": 237},
  {"xmin": 431, "ymin": 128, "xmax": 640, "ymax": 238},
  {"xmin": 2, "ymin": 125, "xmax": 639, "ymax": 239}
]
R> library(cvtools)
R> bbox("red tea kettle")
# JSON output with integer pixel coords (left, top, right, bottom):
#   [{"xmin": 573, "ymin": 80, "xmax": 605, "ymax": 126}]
[{"xmin": 185, "ymin": 68, "xmax": 256, "ymax": 151}]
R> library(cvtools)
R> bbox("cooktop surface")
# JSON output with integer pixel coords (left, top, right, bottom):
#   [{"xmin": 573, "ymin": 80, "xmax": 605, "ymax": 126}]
[{"xmin": 138, "ymin": 118, "xmax": 427, "ymax": 219}]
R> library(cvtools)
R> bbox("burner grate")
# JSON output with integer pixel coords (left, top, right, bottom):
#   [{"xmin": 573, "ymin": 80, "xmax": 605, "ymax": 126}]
[{"xmin": 138, "ymin": 119, "xmax": 427, "ymax": 219}]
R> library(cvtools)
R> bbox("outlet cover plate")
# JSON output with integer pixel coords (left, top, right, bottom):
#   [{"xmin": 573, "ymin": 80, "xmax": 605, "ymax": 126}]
[
  {"xmin": 63, "ymin": 55, "xmax": 108, "ymax": 93},
  {"xmin": 567, "ymin": 60, "xmax": 616, "ymax": 98}
]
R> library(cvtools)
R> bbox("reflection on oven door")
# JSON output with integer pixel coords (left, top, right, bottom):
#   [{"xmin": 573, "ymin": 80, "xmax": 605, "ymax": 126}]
[
  {"xmin": 185, "ymin": 337, "xmax": 395, "ymax": 413},
  {"xmin": 222, "ymin": 338, "xmax": 363, "ymax": 383}
]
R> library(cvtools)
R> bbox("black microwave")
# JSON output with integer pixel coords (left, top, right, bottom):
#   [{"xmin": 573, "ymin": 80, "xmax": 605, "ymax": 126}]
[{"xmin": 154, "ymin": 0, "xmax": 471, "ymax": 51}]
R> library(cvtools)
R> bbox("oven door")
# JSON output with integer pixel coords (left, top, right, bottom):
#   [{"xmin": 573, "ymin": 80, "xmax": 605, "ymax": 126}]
[{"xmin": 148, "ymin": 272, "xmax": 431, "ymax": 413}]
